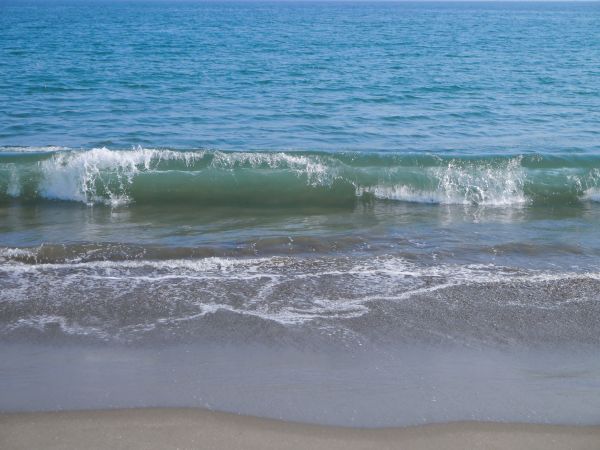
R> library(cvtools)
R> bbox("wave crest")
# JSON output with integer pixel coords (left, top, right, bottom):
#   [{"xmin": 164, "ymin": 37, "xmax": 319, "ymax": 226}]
[{"xmin": 0, "ymin": 147, "xmax": 599, "ymax": 207}]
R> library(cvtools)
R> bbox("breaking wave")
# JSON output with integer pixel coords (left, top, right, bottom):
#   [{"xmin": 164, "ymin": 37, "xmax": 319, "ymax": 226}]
[{"xmin": 1, "ymin": 147, "xmax": 599, "ymax": 207}]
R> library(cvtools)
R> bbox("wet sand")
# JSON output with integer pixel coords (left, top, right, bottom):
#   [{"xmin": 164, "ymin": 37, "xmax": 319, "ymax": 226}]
[{"xmin": 1, "ymin": 408, "xmax": 599, "ymax": 450}]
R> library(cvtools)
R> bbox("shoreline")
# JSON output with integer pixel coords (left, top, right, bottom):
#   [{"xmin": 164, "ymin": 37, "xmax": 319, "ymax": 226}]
[{"xmin": 1, "ymin": 408, "xmax": 599, "ymax": 450}]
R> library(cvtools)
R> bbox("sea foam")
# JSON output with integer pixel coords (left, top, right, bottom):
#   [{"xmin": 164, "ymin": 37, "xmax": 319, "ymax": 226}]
[{"xmin": 0, "ymin": 148, "xmax": 599, "ymax": 207}]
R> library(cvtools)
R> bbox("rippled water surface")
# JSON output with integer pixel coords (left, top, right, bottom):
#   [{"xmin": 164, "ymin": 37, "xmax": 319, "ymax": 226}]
[{"xmin": 1, "ymin": 1, "xmax": 600, "ymax": 151}]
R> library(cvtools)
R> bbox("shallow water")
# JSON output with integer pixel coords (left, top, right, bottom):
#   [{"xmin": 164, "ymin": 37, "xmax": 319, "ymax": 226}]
[{"xmin": 2, "ymin": 343, "xmax": 600, "ymax": 427}]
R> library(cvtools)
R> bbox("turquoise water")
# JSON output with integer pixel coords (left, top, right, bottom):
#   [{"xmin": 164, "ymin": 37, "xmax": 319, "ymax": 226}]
[
  {"xmin": 1, "ymin": 2, "xmax": 600, "ymax": 152},
  {"xmin": 1, "ymin": 1, "xmax": 600, "ymax": 426}
]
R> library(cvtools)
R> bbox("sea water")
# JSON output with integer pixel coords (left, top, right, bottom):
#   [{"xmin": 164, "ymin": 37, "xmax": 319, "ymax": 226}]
[{"xmin": 1, "ymin": 1, "xmax": 600, "ymax": 426}]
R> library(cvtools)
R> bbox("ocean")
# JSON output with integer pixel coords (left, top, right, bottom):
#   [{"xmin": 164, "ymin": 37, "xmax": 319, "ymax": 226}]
[{"xmin": 1, "ymin": 1, "xmax": 600, "ymax": 427}]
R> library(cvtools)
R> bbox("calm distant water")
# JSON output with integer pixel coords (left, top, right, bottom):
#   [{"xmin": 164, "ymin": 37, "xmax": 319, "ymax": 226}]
[
  {"xmin": 2, "ymin": 1, "xmax": 600, "ymax": 151},
  {"xmin": 1, "ymin": 1, "xmax": 600, "ymax": 427}
]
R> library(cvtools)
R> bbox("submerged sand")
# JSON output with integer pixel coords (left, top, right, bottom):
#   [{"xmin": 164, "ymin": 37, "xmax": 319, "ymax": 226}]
[{"xmin": 1, "ymin": 408, "xmax": 599, "ymax": 450}]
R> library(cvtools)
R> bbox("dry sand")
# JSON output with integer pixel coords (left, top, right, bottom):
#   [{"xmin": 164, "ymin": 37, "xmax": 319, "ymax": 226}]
[{"xmin": 1, "ymin": 408, "xmax": 599, "ymax": 450}]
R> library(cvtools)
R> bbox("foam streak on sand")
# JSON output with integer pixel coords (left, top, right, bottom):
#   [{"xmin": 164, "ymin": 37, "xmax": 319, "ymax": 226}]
[
  {"xmin": 1, "ymin": 409, "xmax": 599, "ymax": 450},
  {"xmin": 2, "ymin": 254, "xmax": 600, "ymax": 343}
]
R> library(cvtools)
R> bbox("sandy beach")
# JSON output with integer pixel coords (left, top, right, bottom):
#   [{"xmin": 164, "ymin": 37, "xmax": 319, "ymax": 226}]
[{"xmin": 1, "ymin": 408, "xmax": 599, "ymax": 450}]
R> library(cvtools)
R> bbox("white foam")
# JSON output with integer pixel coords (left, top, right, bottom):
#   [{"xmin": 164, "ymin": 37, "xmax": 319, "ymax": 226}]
[
  {"xmin": 357, "ymin": 185, "xmax": 441, "ymax": 204},
  {"xmin": 38, "ymin": 147, "xmax": 202, "ymax": 206},
  {"xmin": 32, "ymin": 147, "xmax": 338, "ymax": 205},
  {"xmin": 358, "ymin": 157, "xmax": 528, "ymax": 206},
  {"xmin": 3, "ymin": 149, "xmax": 600, "ymax": 207},
  {"xmin": 2, "ymin": 254, "xmax": 599, "ymax": 333},
  {"xmin": 0, "ymin": 247, "xmax": 37, "ymax": 261},
  {"xmin": 583, "ymin": 187, "xmax": 600, "ymax": 202}
]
